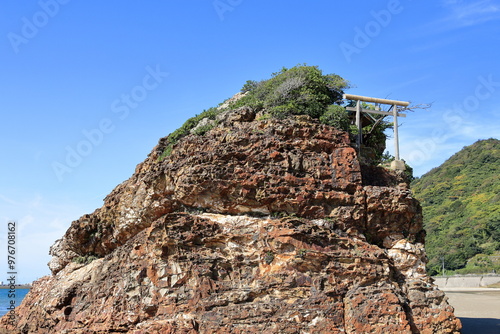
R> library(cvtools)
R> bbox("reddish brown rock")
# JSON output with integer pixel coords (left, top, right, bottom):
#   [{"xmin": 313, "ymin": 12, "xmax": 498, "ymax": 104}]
[{"xmin": 0, "ymin": 113, "xmax": 461, "ymax": 333}]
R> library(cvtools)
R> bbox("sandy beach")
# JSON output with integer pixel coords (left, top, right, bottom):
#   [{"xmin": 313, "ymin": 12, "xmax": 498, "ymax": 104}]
[{"xmin": 443, "ymin": 288, "xmax": 500, "ymax": 334}]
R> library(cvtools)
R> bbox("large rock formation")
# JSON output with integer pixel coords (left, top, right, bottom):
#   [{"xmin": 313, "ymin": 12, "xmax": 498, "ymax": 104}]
[{"xmin": 1, "ymin": 110, "xmax": 461, "ymax": 333}]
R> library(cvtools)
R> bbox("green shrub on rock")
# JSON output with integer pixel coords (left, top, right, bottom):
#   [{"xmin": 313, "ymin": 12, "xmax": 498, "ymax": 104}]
[
  {"xmin": 232, "ymin": 65, "xmax": 349, "ymax": 119},
  {"xmin": 319, "ymin": 105, "xmax": 350, "ymax": 132}
]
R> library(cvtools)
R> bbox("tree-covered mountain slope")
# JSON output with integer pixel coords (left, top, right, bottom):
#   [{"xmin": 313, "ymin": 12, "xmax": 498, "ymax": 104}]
[{"xmin": 412, "ymin": 138, "xmax": 500, "ymax": 275}]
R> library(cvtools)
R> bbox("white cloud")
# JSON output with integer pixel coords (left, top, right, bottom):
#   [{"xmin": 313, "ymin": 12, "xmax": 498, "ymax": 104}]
[
  {"xmin": 0, "ymin": 194, "xmax": 86, "ymax": 283},
  {"xmin": 14, "ymin": 228, "xmax": 66, "ymax": 283},
  {"xmin": 412, "ymin": 0, "xmax": 500, "ymax": 37},
  {"xmin": 405, "ymin": 35, "xmax": 462, "ymax": 53},
  {"xmin": 442, "ymin": 0, "xmax": 500, "ymax": 27},
  {"xmin": 384, "ymin": 75, "xmax": 433, "ymax": 92},
  {"xmin": 392, "ymin": 106, "xmax": 500, "ymax": 177},
  {"xmin": 0, "ymin": 194, "xmax": 20, "ymax": 206}
]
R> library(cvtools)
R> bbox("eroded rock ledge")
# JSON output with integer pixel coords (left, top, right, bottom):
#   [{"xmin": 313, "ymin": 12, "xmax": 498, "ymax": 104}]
[{"xmin": 0, "ymin": 113, "xmax": 461, "ymax": 333}]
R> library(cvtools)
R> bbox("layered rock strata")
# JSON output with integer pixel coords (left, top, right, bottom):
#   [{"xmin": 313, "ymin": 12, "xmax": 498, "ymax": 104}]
[{"xmin": 0, "ymin": 110, "xmax": 461, "ymax": 333}]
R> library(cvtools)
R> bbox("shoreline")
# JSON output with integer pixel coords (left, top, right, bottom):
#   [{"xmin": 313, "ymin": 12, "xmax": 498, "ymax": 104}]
[
  {"xmin": 442, "ymin": 287, "xmax": 500, "ymax": 292},
  {"xmin": 0, "ymin": 285, "xmax": 31, "ymax": 289},
  {"xmin": 443, "ymin": 288, "xmax": 500, "ymax": 334}
]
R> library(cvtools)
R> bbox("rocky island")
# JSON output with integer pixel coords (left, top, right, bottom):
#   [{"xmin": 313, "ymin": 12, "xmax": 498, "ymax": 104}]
[{"xmin": 1, "ymin": 66, "xmax": 462, "ymax": 333}]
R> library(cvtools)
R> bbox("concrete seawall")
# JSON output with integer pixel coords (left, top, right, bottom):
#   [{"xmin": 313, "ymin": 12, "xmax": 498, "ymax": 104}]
[{"xmin": 434, "ymin": 275, "xmax": 500, "ymax": 288}]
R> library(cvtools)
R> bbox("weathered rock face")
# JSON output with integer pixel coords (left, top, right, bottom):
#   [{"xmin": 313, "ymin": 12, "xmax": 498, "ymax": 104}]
[{"xmin": 0, "ymin": 111, "xmax": 461, "ymax": 333}]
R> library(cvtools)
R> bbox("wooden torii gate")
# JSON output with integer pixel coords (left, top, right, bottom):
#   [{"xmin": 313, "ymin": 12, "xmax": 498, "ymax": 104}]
[{"xmin": 343, "ymin": 94, "xmax": 410, "ymax": 170}]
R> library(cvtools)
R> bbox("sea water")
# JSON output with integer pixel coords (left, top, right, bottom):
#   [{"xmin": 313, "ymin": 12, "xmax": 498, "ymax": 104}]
[{"xmin": 0, "ymin": 289, "xmax": 29, "ymax": 317}]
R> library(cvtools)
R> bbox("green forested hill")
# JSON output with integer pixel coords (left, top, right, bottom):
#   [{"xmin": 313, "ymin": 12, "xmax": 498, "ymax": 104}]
[{"xmin": 411, "ymin": 138, "xmax": 500, "ymax": 275}]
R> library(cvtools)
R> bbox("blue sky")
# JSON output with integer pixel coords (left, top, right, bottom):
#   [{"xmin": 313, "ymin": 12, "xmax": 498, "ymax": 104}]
[{"xmin": 0, "ymin": 0, "xmax": 499, "ymax": 283}]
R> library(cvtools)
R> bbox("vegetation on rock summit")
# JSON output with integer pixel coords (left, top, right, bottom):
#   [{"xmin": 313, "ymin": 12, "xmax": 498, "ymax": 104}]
[{"xmin": 159, "ymin": 65, "xmax": 392, "ymax": 165}]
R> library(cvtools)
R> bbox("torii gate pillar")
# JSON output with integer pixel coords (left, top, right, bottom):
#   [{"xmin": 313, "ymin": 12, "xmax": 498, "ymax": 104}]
[
  {"xmin": 391, "ymin": 103, "xmax": 406, "ymax": 171},
  {"xmin": 343, "ymin": 94, "xmax": 410, "ymax": 171}
]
